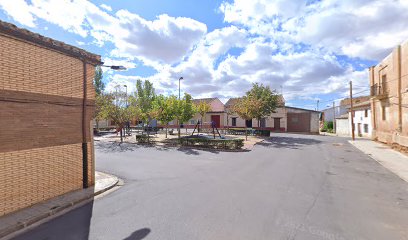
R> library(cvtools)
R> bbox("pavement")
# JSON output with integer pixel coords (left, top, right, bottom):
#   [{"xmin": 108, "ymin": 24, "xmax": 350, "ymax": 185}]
[
  {"xmin": 349, "ymin": 139, "xmax": 408, "ymax": 183},
  {"xmin": 8, "ymin": 133, "xmax": 408, "ymax": 240},
  {"xmin": 0, "ymin": 172, "xmax": 119, "ymax": 240}
]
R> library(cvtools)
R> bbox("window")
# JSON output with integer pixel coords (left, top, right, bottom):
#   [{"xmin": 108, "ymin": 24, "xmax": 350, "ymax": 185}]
[
  {"xmin": 364, "ymin": 124, "xmax": 369, "ymax": 133},
  {"xmin": 382, "ymin": 106, "xmax": 386, "ymax": 121},
  {"xmin": 190, "ymin": 120, "xmax": 196, "ymax": 125},
  {"xmin": 364, "ymin": 109, "xmax": 368, "ymax": 118},
  {"xmin": 232, "ymin": 117, "xmax": 237, "ymax": 127}
]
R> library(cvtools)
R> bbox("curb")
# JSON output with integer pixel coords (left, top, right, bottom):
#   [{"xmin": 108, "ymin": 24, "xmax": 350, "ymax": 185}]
[{"xmin": 0, "ymin": 173, "xmax": 119, "ymax": 240}]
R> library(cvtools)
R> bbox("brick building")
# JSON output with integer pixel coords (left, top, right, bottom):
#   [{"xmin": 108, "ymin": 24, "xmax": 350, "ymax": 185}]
[
  {"xmin": 370, "ymin": 40, "xmax": 408, "ymax": 146},
  {"xmin": 0, "ymin": 21, "xmax": 101, "ymax": 216}
]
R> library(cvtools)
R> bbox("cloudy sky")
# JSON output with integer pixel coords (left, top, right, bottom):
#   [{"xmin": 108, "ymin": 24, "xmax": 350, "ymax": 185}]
[{"xmin": 1, "ymin": 0, "xmax": 408, "ymax": 109}]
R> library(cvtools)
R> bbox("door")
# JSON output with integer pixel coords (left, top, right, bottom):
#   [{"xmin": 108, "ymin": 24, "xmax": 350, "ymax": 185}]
[
  {"xmin": 274, "ymin": 118, "xmax": 281, "ymax": 131},
  {"xmin": 211, "ymin": 115, "xmax": 221, "ymax": 128},
  {"xmin": 245, "ymin": 119, "xmax": 252, "ymax": 128},
  {"xmin": 358, "ymin": 123, "xmax": 362, "ymax": 136},
  {"xmin": 287, "ymin": 112, "xmax": 311, "ymax": 132},
  {"xmin": 260, "ymin": 118, "xmax": 266, "ymax": 128}
]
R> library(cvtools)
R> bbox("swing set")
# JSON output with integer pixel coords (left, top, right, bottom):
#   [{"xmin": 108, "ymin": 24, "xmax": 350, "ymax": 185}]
[{"xmin": 191, "ymin": 120, "xmax": 224, "ymax": 139}]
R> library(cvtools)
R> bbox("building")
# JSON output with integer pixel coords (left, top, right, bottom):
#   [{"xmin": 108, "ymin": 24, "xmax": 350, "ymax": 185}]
[
  {"xmin": 0, "ymin": 21, "xmax": 100, "ymax": 216},
  {"xmin": 370, "ymin": 40, "xmax": 408, "ymax": 146},
  {"xmin": 335, "ymin": 114, "xmax": 350, "ymax": 136},
  {"xmin": 348, "ymin": 100, "xmax": 372, "ymax": 138},
  {"xmin": 286, "ymin": 107, "xmax": 320, "ymax": 133},
  {"xmin": 191, "ymin": 98, "xmax": 226, "ymax": 128}
]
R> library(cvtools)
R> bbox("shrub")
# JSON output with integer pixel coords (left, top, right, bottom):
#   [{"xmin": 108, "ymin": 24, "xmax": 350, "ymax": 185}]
[
  {"xmin": 177, "ymin": 137, "xmax": 244, "ymax": 150},
  {"xmin": 136, "ymin": 134, "xmax": 150, "ymax": 143}
]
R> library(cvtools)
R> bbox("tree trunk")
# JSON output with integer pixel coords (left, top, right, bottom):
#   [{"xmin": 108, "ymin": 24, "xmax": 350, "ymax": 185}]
[
  {"xmin": 245, "ymin": 127, "xmax": 248, "ymax": 141},
  {"xmin": 147, "ymin": 121, "xmax": 150, "ymax": 143},
  {"xmin": 165, "ymin": 124, "xmax": 168, "ymax": 138},
  {"xmin": 120, "ymin": 126, "xmax": 123, "ymax": 143},
  {"xmin": 178, "ymin": 119, "xmax": 181, "ymax": 139},
  {"xmin": 96, "ymin": 119, "xmax": 99, "ymax": 131}
]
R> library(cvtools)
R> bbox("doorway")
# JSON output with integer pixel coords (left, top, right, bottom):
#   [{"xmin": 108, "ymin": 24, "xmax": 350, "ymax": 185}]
[
  {"xmin": 274, "ymin": 118, "xmax": 280, "ymax": 131},
  {"xmin": 211, "ymin": 115, "xmax": 221, "ymax": 128},
  {"xmin": 245, "ymin": 119, "xmax": 252, "ymax": 128}
]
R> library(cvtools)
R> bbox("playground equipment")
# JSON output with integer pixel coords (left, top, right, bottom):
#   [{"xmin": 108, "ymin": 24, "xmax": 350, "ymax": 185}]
[{"xmin": 191, "ymin": 120, "xmax": 223, "ymax": 139}]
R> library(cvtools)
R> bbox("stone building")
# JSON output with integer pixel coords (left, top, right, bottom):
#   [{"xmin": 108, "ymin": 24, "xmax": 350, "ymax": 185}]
[
  {"xmin": 0, "ymin": 21, "xmax": 100, "ymax": 216},
  {"xmin": 370, "ymin": 40, "xmax": 408, "ymax": 146}
]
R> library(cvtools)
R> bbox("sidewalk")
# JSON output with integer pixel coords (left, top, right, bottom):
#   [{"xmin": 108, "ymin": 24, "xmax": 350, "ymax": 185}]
[
  {"xmin": 0, "ymin": 171, "xmax": 119, "ymax": 239},
  {"xmin": 349, "ymin": 139, "xmax": 408, "ymax": 183}
]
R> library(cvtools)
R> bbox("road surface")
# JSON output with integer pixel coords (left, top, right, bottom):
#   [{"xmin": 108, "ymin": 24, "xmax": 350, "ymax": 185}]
[{"xmin": 13, "ymin": 134, "xmax": 408, "ymax": 240}]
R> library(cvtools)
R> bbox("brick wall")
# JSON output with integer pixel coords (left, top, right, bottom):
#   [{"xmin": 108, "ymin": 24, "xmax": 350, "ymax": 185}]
[{"xmin": 0, "ymin": 24, "xmax": 99, "ymax": 216}]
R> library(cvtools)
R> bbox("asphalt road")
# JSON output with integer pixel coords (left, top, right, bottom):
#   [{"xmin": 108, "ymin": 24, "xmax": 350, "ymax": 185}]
[{"xmin": 13, "ymin": 134, "xmax": 408, "ymax": 240}]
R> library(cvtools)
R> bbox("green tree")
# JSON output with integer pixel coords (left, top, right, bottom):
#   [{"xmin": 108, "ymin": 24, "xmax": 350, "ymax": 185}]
[
  {"xmin": 135, "ymin": 79, "xmax": 156, "ymax": 143},
  {"xmin": 97, "ymin": 89, "xmax": 139, "ymax": 143},
  {"xmin": 152, "ymin": 95, "xmax": 177, "ymax": 138},
  {"xmin": 232, "ymin": 96, "xmax": 262, "ymax": 140},
  {"xmin": 93, "ymin": 66, "xmax": 105, "ymax": 130},
  {"xmin": 246, "ymin": 83, "xmax": 280, "ymax": 127},
  {"xmin": 174, "ymin": 93, "xmax": 196, "ymax": 139},
  {"xmin": 195, "ymin": 100, "xmax": 211, "ymax": 132},
  {"xmin": 94, "ymin": 66, "xmax": 105, "ymax": 95}
]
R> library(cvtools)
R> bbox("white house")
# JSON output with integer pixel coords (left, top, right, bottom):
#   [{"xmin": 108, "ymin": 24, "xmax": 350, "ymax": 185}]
[{"xmin": 348, "ymin": 100, "xmax": 372, "ymax": 138}]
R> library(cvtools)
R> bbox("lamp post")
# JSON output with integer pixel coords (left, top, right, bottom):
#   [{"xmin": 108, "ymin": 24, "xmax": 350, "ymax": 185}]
[{"xmin": 179, "ymin": 77, "xmax": 183, "ymax": 100}]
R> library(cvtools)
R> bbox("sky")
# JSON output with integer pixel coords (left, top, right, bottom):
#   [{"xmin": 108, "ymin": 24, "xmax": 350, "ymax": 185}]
[{"xmin": 1, "ymin": 0, "xmax": 408, "ymax": 110}]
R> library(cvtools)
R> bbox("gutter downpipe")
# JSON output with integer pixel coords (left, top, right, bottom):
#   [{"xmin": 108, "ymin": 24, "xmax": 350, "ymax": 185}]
[{"xmin": 82, "ymin": 60, "xmax": 88, "ymax": 189}]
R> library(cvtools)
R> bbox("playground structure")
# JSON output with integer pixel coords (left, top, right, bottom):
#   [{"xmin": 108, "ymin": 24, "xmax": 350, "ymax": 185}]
[{"xmin": 191, "ymin": 120, "xmax": 223, "ymax": 139}]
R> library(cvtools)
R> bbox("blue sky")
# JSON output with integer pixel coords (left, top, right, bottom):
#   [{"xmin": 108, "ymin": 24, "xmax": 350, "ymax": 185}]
[{"xmin": 1, "ymin": 0, "xmax": 408, "ymax": 110}]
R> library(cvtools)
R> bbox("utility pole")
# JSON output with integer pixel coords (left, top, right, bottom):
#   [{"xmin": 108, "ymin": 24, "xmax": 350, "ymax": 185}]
[
  {"xmin": 349, "ymin": 81, "xmax": 355, "ymax": 141},
  {"xmin": 316, "ymin": 100, "xmax": 319, "ymax": 111},
  {"xmin": 333, "ymin": 101, "xmax": 336, "ymax": 133}
]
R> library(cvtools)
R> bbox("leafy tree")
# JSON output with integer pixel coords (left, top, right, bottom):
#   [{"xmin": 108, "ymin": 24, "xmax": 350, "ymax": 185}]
[
  {"xmin": 94, "ymin": 66, "xmax": 105, "ymax": 95},
  {"xmin": 97, "ymin": 89, "xmax": 139, "ymax": 142},
  {"xmin": 135, "ymin": 79, "xmax": 156, "ymax": 143},
  {"xmin": 152, "ymin": 95, "xmax": 177, "ymax": 138},
  {"xmin": 174, "ymin": 93, "xmax": 196, "ymax": 139},
  {"xmin": 195, "ymin": 100, "xmax": 211, "ymax": 132},
  {"xmin": 246, "ymin": 83, "xmax": 280, "ymax": 127},
  {"xmin": 93, "ymin": 66, "xmax": 105, "ymax": 130},
  {"xmin": 232, "ymin": 96, "xmax": 262, "ymax": 140}
]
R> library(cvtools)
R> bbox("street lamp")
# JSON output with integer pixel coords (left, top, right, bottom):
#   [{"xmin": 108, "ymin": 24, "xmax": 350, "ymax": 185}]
[
  {"xmin": 100, "ymin": 64, "xmax": 127, "ymax": 71},
  {"xmin": 179, "ymin": 77, "xmax": 183, "ymax": 100}
]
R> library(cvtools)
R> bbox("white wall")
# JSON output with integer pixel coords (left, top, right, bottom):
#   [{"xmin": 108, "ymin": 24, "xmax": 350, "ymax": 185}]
[
  {"xmin": 336, "ymin": 118, "xmax": 349, "ymax": 136},
  {"xmin": 350, "ymin": 108, "xmax": 372, "ymax": 138}
]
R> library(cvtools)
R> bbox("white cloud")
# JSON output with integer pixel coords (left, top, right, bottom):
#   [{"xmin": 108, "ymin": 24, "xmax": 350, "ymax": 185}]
[
  {"xmin": 100, "ymin": 4, "xmax": 112, "ymax": 12},
  {"xmin": 221, "ymin": 0, "xmax": 408, "ymax": 61},
  {"xmin": 0, "ymin": 0, "xmax": 207, "ymax": 65},
  {"xmin": 0, "ymin": 0, "xmax": 36, "ymax": 27}
]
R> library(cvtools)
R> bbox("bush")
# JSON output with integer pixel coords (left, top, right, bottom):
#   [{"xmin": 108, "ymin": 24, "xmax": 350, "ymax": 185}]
[
  {"xmin": 177, "ymin": 137, "xmax": 244, "ymax": 150},
  {"xmin": 136, "ymin": 134, "xmax": 150, "ymax": 143},
  {"xmin": 322, "ymin": 121, "xmax": 334, "ymax": 132}
]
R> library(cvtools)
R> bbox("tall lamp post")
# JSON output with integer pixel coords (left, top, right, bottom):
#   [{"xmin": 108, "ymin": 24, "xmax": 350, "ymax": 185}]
[{"xmin": 178, "ymin": 77, "xmax": 183, "ymax": 138}]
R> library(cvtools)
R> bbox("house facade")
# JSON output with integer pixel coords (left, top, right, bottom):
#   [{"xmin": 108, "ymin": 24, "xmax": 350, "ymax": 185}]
[
  {"xmin": 348, "ymin": 101, "xmax": 372, "ymax": 138},
  {"xmin": 0, "ymin": 21, "xmax": 100, "ymax": 216},
  {"xmin": 370, "ymin": 40, "xmax": 408, "ymax": 146}
]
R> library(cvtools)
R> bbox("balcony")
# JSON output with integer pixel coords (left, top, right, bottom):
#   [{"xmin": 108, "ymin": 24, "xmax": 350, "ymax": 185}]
[{"xmin": 371, "ymin": 83, "xmax": 388, "ymax": 100}]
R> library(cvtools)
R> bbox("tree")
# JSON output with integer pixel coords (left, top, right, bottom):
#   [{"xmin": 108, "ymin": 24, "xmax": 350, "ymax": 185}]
[
  {"xmin": 93, "ymin": 66, "xmax": 105, "ymax": 130},
  {"xmin": 246, "ymin": 83, "xmax": 280, "ymax": 127},
  {"xmin": 152, "ymin": 95, "xmax": 177, "ymax": 138},
  {"xmin": 174, "ymin": 93, "xmax": 196, "ymax": 139},
  {"xmin": 232, "ymin": 96, "xmax": 262, "ymax": 140},
  {"xmin": 195, "ymin": 100, "xmax": 211, "ymax": 133},
  {"xmin": 94, "ymin": 66, "xmax": 105, "ymax": 95},
  {"xmin": 97, "ymin": 89, "xmax": 139, "ymax": 143},
  {"xmin": 135, "ymin": 79, "xmax": 156, "ymax": 143}
]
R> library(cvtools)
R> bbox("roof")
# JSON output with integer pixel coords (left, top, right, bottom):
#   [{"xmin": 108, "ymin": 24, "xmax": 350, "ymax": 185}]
[
  {"xmin": 340, "ymin": 96, "xmax": 370, "ymax": 106},
  {"xmin": 225, "ymin": 95, "xmax": 285, "ymax": 108},
  {"xmin": 346, "ymin": 100, "xmax": 371, "ymax": 110},
  {"xmin": 285, "ymin": 106, "xmax": 321, "ymax": 113},
  {"xmin": 192, "ymin": 98, "xmax": 217, "ymax": 104},
  {"xmin": 0, "ymin": 20, "xmax": 101, "ymax": 65}
]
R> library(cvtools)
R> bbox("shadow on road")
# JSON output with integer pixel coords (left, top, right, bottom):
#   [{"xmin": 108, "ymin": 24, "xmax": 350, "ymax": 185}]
[
  {"xmin": 257, "ymin": 136, "xmax": 322, "ymax": 149},
  {"xmin": 13, "ymin": 201, "xmax": 95, "ymax": 240},
  {"xmin": 95, "ymin": 141, "xmax": 169, "ymax": 153},
  {"xmin": 123, "ymin": 228, "xmax": 151, "ymax": 240}
]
